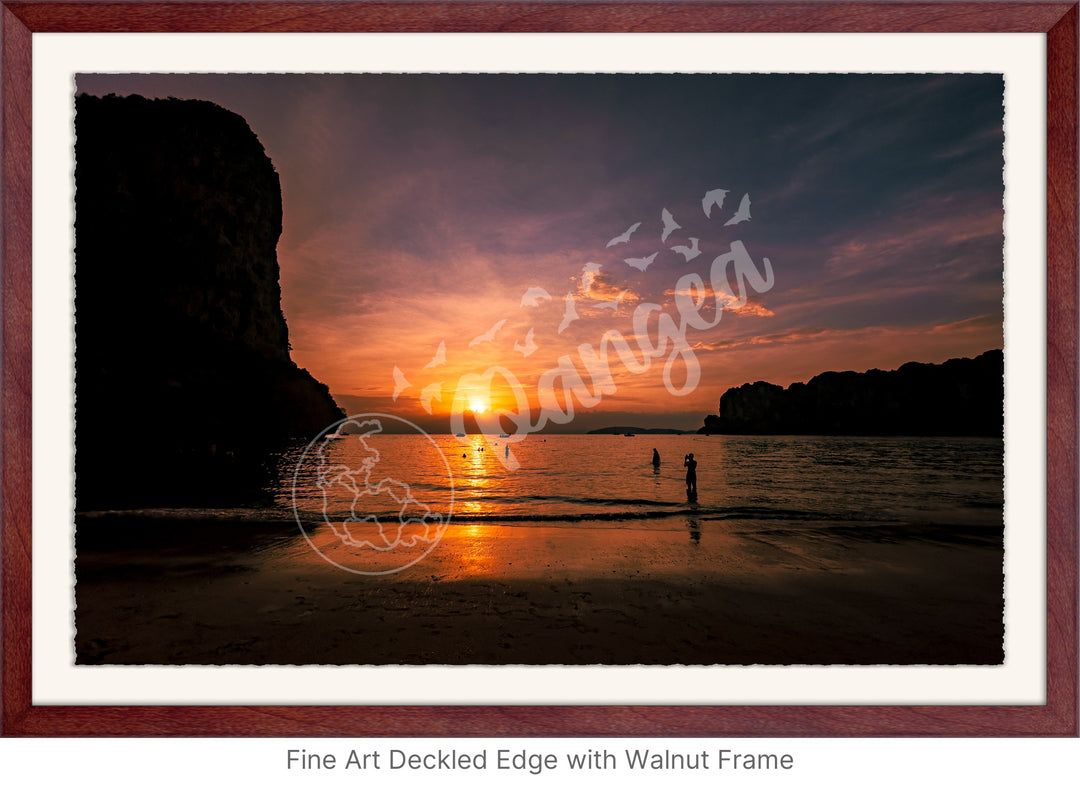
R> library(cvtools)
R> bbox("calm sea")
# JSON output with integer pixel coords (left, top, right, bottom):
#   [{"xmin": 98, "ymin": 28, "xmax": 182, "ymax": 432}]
[{"xmin": 280, "ymin": 433, "xmax": 1004, "ymax": 533}]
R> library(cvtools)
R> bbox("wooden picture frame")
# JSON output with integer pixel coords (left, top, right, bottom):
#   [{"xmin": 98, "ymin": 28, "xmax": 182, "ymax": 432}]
[{"xmin": 2, "ymin": 1, "xmax": 1076, "ymax": 737}]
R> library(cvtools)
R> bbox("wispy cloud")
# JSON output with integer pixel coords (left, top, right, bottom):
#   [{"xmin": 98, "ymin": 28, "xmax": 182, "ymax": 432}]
[{"xmin": 76, "ymin": 72, "xmax": 1005, "ymax": 427}]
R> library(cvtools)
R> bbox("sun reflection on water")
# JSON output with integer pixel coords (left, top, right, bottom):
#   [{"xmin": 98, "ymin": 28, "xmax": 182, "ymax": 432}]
[
  {"xmin": 454, "ymin": 436, "xmax": 501, "ymax": 515},
  {"xmin": 440, "ymin": 522, "xmax": 498, "ymax": 577}
]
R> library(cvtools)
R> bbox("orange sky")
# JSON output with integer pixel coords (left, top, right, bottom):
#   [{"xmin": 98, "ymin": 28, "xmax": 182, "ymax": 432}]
[{"xmin": 78, "ymin": 74, "xmax": 1005, "ymax": 432}]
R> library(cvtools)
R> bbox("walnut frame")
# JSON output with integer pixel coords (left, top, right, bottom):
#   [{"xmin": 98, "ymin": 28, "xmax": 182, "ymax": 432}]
[{"xmin": 1, "ymin": 1, "xmax": 1075, "ymax": 737}]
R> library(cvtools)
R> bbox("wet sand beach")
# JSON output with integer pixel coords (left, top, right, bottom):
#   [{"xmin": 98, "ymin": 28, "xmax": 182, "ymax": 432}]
[{"xmin": 75, "ymin": 513, "xmax": 1004, "ymax": 666}]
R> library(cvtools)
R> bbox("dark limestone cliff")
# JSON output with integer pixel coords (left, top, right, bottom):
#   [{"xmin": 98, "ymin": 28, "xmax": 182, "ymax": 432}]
[
  {"xmin": 75, "ymin": 93, "xmax": 344, "ymax": 507},
  {"xmin": 699, "ymin": 350, "xmax": 1003, "ymax": 437}
]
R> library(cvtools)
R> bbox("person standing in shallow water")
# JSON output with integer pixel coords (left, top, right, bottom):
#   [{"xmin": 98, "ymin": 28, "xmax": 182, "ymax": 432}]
[
  {"xmin": 652, "ymin": 448, "xmax": 661, "ymax": 469},
  {"xmin": 684, "ymin": 452, "xmax": 698, "ymax": 496}
]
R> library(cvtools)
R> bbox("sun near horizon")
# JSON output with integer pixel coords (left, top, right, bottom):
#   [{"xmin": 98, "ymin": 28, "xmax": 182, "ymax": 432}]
[{"xmin": 74, "ymin": 73, "xmax": 1006, "ymax": 434}]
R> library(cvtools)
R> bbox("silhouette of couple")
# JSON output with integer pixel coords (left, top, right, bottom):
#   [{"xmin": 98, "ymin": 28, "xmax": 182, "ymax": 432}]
[{"xmin": 650, "ymin": 448, "xmax": 698, "ymax": 498}]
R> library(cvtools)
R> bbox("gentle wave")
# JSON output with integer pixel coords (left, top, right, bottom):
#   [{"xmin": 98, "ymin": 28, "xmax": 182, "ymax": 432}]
[
  {"xmin": 303, "ymin": 505, "xmax": 839, "ymax": 525},
  {"xmin": 492, "ymin": 495, "xmax": 686, "ymax": 507}
]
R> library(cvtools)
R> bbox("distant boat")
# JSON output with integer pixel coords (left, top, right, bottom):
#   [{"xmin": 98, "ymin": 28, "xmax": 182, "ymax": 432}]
[
  {"xmin": 623, "ymin": 432, "xmax": 635, "ymax": 437},
  {"xmin": 499, "ymin": 433, "xmax": 510, "ymax": 438},
  {"xmin": 455, "ymin": 433, "xmax": 466, "ymax": 437}
]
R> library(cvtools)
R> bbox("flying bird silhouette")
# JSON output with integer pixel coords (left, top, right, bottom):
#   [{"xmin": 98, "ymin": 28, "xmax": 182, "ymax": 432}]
[
  {"xmin": 558, "ymin": 292, "xmax": 579, "ymax": 334},
  {"xmin": 593, "ymin": 290, "xmax": 629, "ymax": 312},
  {"xmin": 392, "ymin": 366, "xmax": 412, "ymax": 401},
  {"xmin": 625, "ymin": 252, "xmax": 658, "ymax": 272},
  {"xmin": 702, "ymin": 188, "xmax": 729, "ymax": 219},
  {"xmin": 468, "ymin": 319, "xmax": 507, "ymax": 347},
  {"xmin": 671, "ymin": 237, "xmax": 701, "ymax": 262},
  {"xmin": 419, "ymin": 381, "xmax": 443, "ymax": 415},
  {"xmin": 660, "ymin": 208, "xmax": 681, "ymax": 242},
  {"xmin": 724, "ymin": 194, "xmax": 752, "ymax": 226},
  {"xmin": 606, "ymin": 222, "xmax": 642, "ymax": 247},
  {"xmin": 422, "ymin": 340, "xmax": 446, "ymax": 369},
  {"xmin": 520, "ymin": 286, "xmax": 552, "ymax": 307},
  {"xmin": 514, "ymin": 328, "xmax": 538, "ymax": 357}
]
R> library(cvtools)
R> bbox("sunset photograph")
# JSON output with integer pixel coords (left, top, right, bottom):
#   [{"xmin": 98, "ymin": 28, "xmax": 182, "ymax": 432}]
[{"xmin": 72, "ymin": 72, "xmax": 1005, "ymax": 665}]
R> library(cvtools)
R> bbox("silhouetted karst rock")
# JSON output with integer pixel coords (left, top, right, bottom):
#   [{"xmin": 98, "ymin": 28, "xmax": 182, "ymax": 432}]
[
  {"xmin": 75, "ymin": 93, "xmax": 344, "ymax": 507},
  {"xmin": 699, "ymin": 350, "xmax": 1003, "ymax": 437}
]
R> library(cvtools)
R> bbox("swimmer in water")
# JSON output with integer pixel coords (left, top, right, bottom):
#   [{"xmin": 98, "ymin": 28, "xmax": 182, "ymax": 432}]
[{"xmin": 684, "ymin": 452, "xmax": 698, "ymax": 496}]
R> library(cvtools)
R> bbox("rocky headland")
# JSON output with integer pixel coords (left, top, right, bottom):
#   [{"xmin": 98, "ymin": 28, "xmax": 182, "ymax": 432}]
[
  {"xmin": 75, "ymin": 94, "xmax": 344, "ymax": 507},
  {"xmin": 699, "ymin": 350, "xmax": 1003, "ymax": 436}
]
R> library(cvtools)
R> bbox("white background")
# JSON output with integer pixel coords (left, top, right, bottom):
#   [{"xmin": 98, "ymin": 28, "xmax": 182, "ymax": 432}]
[
  {"xmin": 2, "ymin": 737, "xmax": 1078, "ymax": 789},
  {"xmin": 33, "ymin": 30, "xmax": 1048, "ymax": 709},
  {"xmin": 4, "ymin": 29, "xmax": 1074, "ymax": 787}
]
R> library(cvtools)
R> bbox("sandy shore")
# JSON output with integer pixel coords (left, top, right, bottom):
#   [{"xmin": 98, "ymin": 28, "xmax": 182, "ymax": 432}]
[{"xmin": 74, "ymin": 514, "xmax": 1004, "ymax": 665}]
